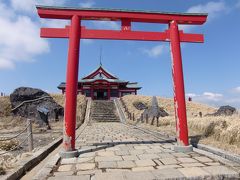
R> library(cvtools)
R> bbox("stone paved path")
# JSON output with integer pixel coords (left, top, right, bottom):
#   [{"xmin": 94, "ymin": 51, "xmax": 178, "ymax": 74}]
[{"xmin": 47, "ymin": 122, "xmax": 240, "ymax": 180}]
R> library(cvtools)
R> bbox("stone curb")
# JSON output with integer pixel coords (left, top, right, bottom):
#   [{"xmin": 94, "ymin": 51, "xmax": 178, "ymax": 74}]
[
  {"xmin": 1, "ymin": 137, "xmax": 62, "ymax": 180},
  {"xmin": 195, "ymin": 143, "xmax": 240, "ymax": 164}
]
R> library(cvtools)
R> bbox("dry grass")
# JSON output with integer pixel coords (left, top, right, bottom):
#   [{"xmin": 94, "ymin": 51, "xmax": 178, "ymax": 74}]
[
  {"xmin": 122, "ymin": 95, "xmax": 240, "ymax": 154},
  {"xmin": 121, "ymin": 95, "xmax": 216, "ymax": 119},
  {"xmin": 51, "ymin": 94, "xmax": 87, "ymax": 126},
  {"xmin": 0, "ymin": 97, "xmax": 11, "ymax": 117}
]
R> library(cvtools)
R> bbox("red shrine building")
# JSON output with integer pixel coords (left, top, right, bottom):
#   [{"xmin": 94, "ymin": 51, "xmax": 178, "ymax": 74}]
[{"xmin": 58, "ymin": 65, "xmax": 141, "ymax": 100}]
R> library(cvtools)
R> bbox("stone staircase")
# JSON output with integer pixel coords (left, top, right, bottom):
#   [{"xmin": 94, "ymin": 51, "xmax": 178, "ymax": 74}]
[{"xmin": 90, "ymin": 100, "xmax": 120, "ymax": 122}]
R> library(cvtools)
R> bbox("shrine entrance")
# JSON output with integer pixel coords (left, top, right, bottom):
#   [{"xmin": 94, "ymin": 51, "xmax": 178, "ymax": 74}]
[
  {"xmin": 37, "ymin": 6, "xmax": 207, "ymax": 157},
  {"xmin": 94, "ymin": 89, "xmax": 107, "ymax": 100}
]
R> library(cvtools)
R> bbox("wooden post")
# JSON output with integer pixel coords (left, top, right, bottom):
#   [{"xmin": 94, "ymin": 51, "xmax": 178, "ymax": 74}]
[
  {"xmin": 130, "ymin": 113, "xmax": 132, "ymax": 120},
  {"xmin": 27, "ymin": 119, "xmax": 33, "ymax": 152},
  {"xmin": 151, "ymin": 116, "xmax": 155, "ymax": 125},
  {"xmin": 141, "ymin": 114, "xmax": 143, "ymax": 123},
  {"xmin": 133, "ymin": 113, "xmax": 135, "ymax": 121},
  {"xmin": 146, "ymin": 114, "xmax": 148, "ymax": 124},
  {"xmin": 157, "ymin": 116, "xmax": 159, "ymax": 127}
]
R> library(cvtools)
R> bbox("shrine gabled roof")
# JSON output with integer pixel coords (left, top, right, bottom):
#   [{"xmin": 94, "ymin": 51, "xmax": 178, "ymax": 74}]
[{"xmin": 82, "ymin": 65, "xmax": 118, "ymax": 80}]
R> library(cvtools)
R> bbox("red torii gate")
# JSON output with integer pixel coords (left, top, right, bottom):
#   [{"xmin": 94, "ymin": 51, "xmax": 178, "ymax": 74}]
[{"xmin": 37, "ymin": 6, "xmax": 207, "ymax": 157}]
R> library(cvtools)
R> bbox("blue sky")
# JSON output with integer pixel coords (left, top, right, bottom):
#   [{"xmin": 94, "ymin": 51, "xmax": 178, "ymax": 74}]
[{"xmin": 0, "ymin": 0, "xmax": 240, "ymax": 108}]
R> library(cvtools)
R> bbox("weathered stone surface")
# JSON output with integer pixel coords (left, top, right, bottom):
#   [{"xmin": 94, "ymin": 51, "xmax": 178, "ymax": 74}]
[
  {"xmin": 133, "ymin": 101, "xmax": 148, "ymax": 110},
  {"xmin": 76, "ymin": 163, "xmax": 96, "ymax": 170},
  {"xmin": 142, "ymin": 96, "xmax": 169, "ymax": 119},
  {"xmin": 135, "ymin": 159, "xmax": 155, "ymax": 167},
  {"xmin": 54, "ymin": 171, "xmax": 74, "ymax": 176},
  {"xmin": 98, "ymin": 161, "xmax": 117, "ymax": 169},
  {"xmin": 124, "ymin": 171, "xmax": 155, "ymax": 179},
  {"xmin": 95, "ymin": 156, "xmax": 122, "ymax": 162},
  {"xmin": 202, "ymin": 166, "xmax": 239, "ymax": 178},
  {"xmin": 58, "ymin": 165, "xmax": 73, "ymax": 172},
  {"xmin": 159, "ymin": 158, "xmax": 178, "ymax": 165},
  {"xmin": 180, "ymin": 163, "xmax": 205, "ymax": 167},
  {"xmin": 152, "ymin": 168, "xmax": 185, "ymax": 179},
  {"xmin": 193, "ymin": 156, "xmax": 213, "ymax": 163},
  {"xmin": 61, "ymin": 158, "xmax": 77, "ymax": 165},
  {"xmin": 117, "ymin": 160, "xmax": 136, "ymax": 168},
  {"xmin": 132, "ymin": 166, "xmax": 155, "ymax": 172},
  {"xmin": 178, "ymin": 167, "xmax": 210, "ymax": 178},
  {"xmin": 207, "ymin": 105, "xmax": 237, "ymax": 116},
  {"xmin": 177, "ymin": 157, "xmax": 198, "ymax": 163},
  {"xmin": 49, "ymin": 175, "xmax": 90, "ymax": 180},
  {"xmin": 10, "ymin": 87, "xmax": 63, "ymax": 122},
  {"xmin": 94, "ymin": 172, "xmax": 125, "ymax": 180}
]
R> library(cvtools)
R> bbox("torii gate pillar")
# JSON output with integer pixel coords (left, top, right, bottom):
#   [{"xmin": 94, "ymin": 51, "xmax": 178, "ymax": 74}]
[
  {"xmin": 169, "ymin": 20, "xmax": 192, "ymax": 151},
  {"xmin": 61, "ymin": 15, "xmax": 80, "ymax": 157}
]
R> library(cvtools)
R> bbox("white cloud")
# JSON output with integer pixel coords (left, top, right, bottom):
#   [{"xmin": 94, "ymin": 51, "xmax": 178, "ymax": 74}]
[
  {"xmin": 142, "ymin": 45, "xmax": 166, "ymax": 58},
  {"xmin": 40, "ymin": 19, "xmax": 69, "ymax": 28},
  {"xmin": 92, "ymin": 21, "xmax": 120, "ymax": 30},
  {"xmin": 79, "ymin": 0, "xmax": 95, "ymax": 8},
  {"xmin": 180, "ymin": 1, "xmax": 227, "ymax": 31},
  {"xmin": 11, "ymin": 0, "xmax": 66, "ymax": 13},
  {"xmin": 232, "ymin": 86, "xmax": 240, "ymax": 93},
  {"xmin": 0, "ymin": 1, "xmax": 51, "ymax": 70}
]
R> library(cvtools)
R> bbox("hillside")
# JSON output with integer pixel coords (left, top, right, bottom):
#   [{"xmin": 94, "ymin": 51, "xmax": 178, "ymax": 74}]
[{"xmin": 121, "ymin": 95, "xmax": 240, "ymax": 154}]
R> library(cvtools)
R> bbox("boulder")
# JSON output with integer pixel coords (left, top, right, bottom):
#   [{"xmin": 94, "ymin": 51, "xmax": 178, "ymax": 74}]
[
  {"xmin": 10, "ymin": 87, "xmax": 64, "ymax": 122},
  {"xmin": 142, "ymin": 96, "xmax": 168, "ymax": 118},
  {"xmin": 133, "ymin": 101, "xmax": 147, "ymax": 110},
  {"xmin": 206, "ymin": 105, "xmax": 237, "ymax": 116}
]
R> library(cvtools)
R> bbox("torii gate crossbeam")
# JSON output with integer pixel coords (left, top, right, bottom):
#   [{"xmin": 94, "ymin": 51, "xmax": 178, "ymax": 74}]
[{"xmin": 37, "ymin": 6, "xmax": 207, "ymax": 157}]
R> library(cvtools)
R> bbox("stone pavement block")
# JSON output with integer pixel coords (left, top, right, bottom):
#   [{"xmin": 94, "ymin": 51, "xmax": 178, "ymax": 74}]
[
  {"xmin": 77, "ymin": 157, "xmax": 94, "ymax": 163},
  {"xmin": 94, "ymin": 172, "xmax": 125, "ymax": 180},
  {"xmin": 132, "ymin": 166, "xmax": 155, "ymax": 172},
  {"xmin": 106, "ymin": 146, "xmax": 120, "ymax": 151},
  {"xmin": 106, "ymin": 169, "xmax": 131, "ymax": 173},
  {"xmin": 180, "ymin": 163, "xmax": 205, "ymax": 167},
  {"xmin": 151, "ymin": 168, "xmax": 185, "ymax": 179},
  {"xmin": 138, "ymin": 154, "xmax": 159, "ymax": 160},
  {"xmin": 58, "ymin": 164, "xmax": 73, "ymax": 172},
  {"xmin": 48, "ymin": 175, "xmax": 90, "ymax": 180},
  {"xmin": 117, "ymin": 160, "xmax": 136, "ymax": 168},
  {"xmin": 115, "ymin": 150, "xmax": 130, "ymax": 156},
  {"xmin": 76, "ymin": 163, "xmax": 96, "ymax": 170},
  {"xmin": 177, "ymin": 157, "xmax": 198, "ymax": 163},
  {"xmin": 193, "ymin": 156, "xmax": 213, "ymax": 163},
  {"xmin": 95, "ymin": 156, "xmax": 122, "ymax": 162},
  {"xmin": 159, "ymin": 158, "xmax": 178, "ymax": 165},
  {"xmin": 156, "ymin": 165, "xmax": 182, "ymax": 169},
  {"xmin": 158, "ymin": 153, "xmax": 175, "ymax": 159},
  {"xmin": 98, "ymin": 161, "xmax": 117, "ymax": 169},
  {"xmin": 124, "ymin": 171, "xmax": 156, "ymax": 180},
  {"xmin": 205, "ymin": 162, "xmax": 221, "ymax": 166},
  {"xmin": 135, "ymin": 159, "xmax": 155, "ymax": 167},
  {"xmin": 77, "ymin": 170, "xmax": 102, "ymax": 175},
  {"xmin": 79, "ymin": 152, "xmax": 96, "ymax": 158},
  {"xmin": 122, "ymin": 155, "xmax": 139, "ymax": 161},
  {"xmin": 129, "ymin": 150, "xmax": 144, "ymax": 155},
  {"xmin": 202, "ymin": 166, "xmax": 239, "ymax": 178},
  {"xmin": 54, "ymin": 171, "xmax": 74, "ymax": 176},
  {"xmin": 97, "ymin": 151, "xmax": 115, "ymax": 157},
  {"xmin": 172, "ymin": 152, "xmax": 190, "ymax": 158},
  {"xmin": 134, "ymin": 145, "xmax": 149, "ymax": 150},
  {"xmin": 145, "ymin": 149, "xmax": 161, "ymax": 154},
  {"xmin": 61, "ymin": 158, "xmax": 77, "ymax": 165},
  {"xmin": 178, "ymin": 167, "xmax": 210, "ymax": 178}
]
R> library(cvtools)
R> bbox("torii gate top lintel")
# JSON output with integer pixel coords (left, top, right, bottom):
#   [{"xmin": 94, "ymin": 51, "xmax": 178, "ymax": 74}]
[{"xmin": 37, "ymin": 6, "xmax": 207, "ymax": 24}]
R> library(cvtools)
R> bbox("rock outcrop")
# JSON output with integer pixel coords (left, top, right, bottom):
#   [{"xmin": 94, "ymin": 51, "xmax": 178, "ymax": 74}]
[
  {"xmin": 207, "ymin": 105, "xmax": 237, "ymax": 116},
  {"xmin": 142, "ymin": 96, "xmax": 168, "ymax": 118},
  {"xmin": 10, "ymin": 87, "xmax": 64, "ymax": 121}
]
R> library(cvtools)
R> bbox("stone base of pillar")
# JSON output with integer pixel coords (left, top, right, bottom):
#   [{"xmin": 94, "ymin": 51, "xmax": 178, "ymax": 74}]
[
  {"xmin": 172, "ymin": 145, "xmax": 193, "ymax": 153},
  {"xmin": 59, "ymin": 150, "xmax": 79, "ymax": 158}
]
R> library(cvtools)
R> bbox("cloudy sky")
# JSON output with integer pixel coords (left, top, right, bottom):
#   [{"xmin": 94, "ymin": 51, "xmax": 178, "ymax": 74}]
[{"xmin": 0, "ymin": 0, "xmax": 240, "ymax": 108}]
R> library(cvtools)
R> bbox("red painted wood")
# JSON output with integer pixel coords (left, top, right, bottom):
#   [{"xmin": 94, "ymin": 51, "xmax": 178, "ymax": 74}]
[
  {"xmin": 41, "ymin": 27, "xmax": 204, "ymax": 43},
  {"xmin": 169, "ymin": 20, "xmax": 189, "ymax": 146},
  {"xmin": 63, "ymin": 15, "xmax": 80, "ymax": 151},
  {"xmin": 37, "ymin": 7, "xmax": 207, "ymax": 25}
]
